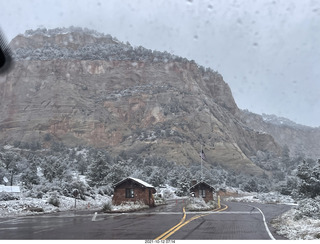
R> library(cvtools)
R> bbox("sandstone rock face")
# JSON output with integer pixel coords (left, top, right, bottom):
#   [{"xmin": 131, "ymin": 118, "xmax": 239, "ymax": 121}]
[{"xmin": 0, "ymin": 28, "xmax": 282, "ymax": 175}]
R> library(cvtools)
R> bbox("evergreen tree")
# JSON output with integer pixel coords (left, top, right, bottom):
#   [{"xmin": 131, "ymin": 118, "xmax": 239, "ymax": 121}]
[
  {"xmin": 19, "ymin": 158, "xmax": 40, "ymax": 188},
  {"xmin": 0, "ymin": 151, "xmax": 20, "ymax": 185},
  {"xmin": 76, "ymin": 154, "xmax": 88, "ymax": 175},
  {"xmin": 105, "ymin": 162, "xmax": 128, "ymax": 185},
  {"xmin": 87, "ymin": 151, "xmax": 111, "ymax": 186},
  {"xmin": 297, "ymin": 160, "xmax": 320, "ymax": 198},
  {"xmin": 176, "ymin": 169, "xmax": 192, "ymax": 196},
  {"xmin": 149, "ymin": 168, "xmax": 165, "ymax": 187},
  {"xmin": 243, "ymin": 178, "xmax": 259, "ymax": 192},
  {"xmin": 41, "ymin": 156, "xmax": 72, "ymax": 182}
]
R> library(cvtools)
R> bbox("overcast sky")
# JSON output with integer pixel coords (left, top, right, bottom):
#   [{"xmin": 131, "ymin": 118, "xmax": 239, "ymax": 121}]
[{"xmin": 1, "ymin": 0, "xmax": 319, "ymax": 127}]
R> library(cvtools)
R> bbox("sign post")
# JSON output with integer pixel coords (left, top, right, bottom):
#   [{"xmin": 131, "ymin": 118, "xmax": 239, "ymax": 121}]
[{"xmin": 72, "ymin": 189, "xmax": 79, "ymax": 209}]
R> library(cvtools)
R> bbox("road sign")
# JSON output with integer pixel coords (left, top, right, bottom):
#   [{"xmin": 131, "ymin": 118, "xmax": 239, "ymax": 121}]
[
  {"xmin": 72, "ymin": 189, "xmax": 79, "ymax": 209},
  {"xmin": 72, "ymin": 189, "xmax": 79, "ymax": 198}
]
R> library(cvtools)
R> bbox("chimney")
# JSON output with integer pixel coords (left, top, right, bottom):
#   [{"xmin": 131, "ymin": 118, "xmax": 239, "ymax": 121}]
[{"xmin": 191, "ymin": 180, "xmax": 197, "ymax": 186}]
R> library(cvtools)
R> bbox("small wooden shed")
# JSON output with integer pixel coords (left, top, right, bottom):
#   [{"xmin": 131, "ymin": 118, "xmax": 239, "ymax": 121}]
[
  {"xmin": 112, "ymin": 177, "xmax": 156, "ymax": 207},
  {"xmin": 189, "ymin": 181, "xmax": 215, "ymax": 203}
]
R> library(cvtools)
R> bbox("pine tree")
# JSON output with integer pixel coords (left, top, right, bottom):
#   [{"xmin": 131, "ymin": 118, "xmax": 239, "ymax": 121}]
[
  {"xmin": 87, "ymin": 151, "xmax": 110, "ymax": 186},
  {"xmin": 41, "ymin": 155, "xmax": 72, "ymax": 183},
  {"xmin": 0, "ymin": 151, "xmax": 20, "ymax": 185},
  {"xmin": 20, "ymin": 159, "xmax": 40, "ymax": 188},
  {"xmin": 297, "ymin": 160, "xmax": 320, "ymax": 198}
]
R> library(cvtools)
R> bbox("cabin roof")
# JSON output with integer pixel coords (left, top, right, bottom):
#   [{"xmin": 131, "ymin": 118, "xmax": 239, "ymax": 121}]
[
  {"xmin": 113, "ymin": 177, "xmax": 155, "ymax": 189},
  {"xmin": 189, "ymin": 181, "xmax": 215, "ymax": 191}
]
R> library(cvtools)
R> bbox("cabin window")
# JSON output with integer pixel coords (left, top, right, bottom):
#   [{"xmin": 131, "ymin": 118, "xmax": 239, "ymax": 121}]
[
  {"xmin": 126, "ymin": 188, "xmax": 134, "ymax": 198},
  {"xmin": 199, "ymin": 189, "xmax": 206, "ymax": 198}
]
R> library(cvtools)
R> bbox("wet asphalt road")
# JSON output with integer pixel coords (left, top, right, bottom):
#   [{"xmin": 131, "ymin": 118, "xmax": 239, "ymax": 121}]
[
  {"xmin": 166, "ymin": 201, "xmax": 292, "ymax": 240},
  {"xmin": 0, "ymin": 199, "xmax": 292, "ymax": 240}
]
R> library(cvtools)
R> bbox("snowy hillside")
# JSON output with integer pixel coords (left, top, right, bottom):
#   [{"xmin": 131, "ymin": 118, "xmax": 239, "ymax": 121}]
[
  {"xmin": 11, "ymin": 27, "xmax": 190, "ymax": 64},
  {"xmin": 261, "ymin": 113, "xmax": 310, "ymax": 129}
]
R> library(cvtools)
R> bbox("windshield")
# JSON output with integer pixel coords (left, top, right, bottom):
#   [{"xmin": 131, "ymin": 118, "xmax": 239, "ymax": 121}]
[{"xmin": 1, "ymin": 0, "xmax": 320, "ymax": 241}]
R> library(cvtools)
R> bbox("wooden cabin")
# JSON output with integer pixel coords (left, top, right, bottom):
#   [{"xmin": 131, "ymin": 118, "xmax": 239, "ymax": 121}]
[
  {"xmin": 112, "ymin": 177, "xmax": 156, "ymax": 207},
  {"xmin": 189, "ymin": 181, "xmax": 215, "ymax": 203}
]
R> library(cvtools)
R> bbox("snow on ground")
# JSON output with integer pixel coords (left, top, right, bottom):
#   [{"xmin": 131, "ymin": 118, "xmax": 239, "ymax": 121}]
[
  {"xmin": 0, "ymin": 194, "xmax": 111, "ymax": 217},
  {"xmin": 3, "ymin": 184, "xmax": 317, "ymax": 240},
  {"xmin": 223, "ymin": 189, "xmax": 296, "ymax": 205},
  {"xmin": 185, "ymin": 197, "xmax": 217, "ymax": 211},
  {"xmin": 156, "ymin": 184, "xmax": 180, "ymax": 200},
  {"xmin": 223, "ymin": 189, "xmax": 320, "ymax": 240},
  {"xmin": 271, "ymin": 208, "xmax": 320, "ymax": 240},
  {"xmin": 0, "ymin": 184, "xmax": 180, "ymax": 217},
  {"xmin": 110, "ymin": 201, "xmax": 149, "ymax": 212}
]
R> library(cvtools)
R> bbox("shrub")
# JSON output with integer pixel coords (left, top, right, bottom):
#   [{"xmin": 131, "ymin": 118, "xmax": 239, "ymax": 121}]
[
  {"xmin": 294, "ymin": 196, "xmax": 320, "ymax": 220},
  {"xmin": 47, "ymin": 192, "xmax": 60, "ymax": 207},
  {"xmin": 186, "ymin": 197, "xmax": 217, "ymax": 211},
  {"xmin": 0, "ymin": 192, "xmax": 19, "ymax": 201},
  {"xmin": 102, "ymin": 201, "xmax": 112, "ymax": 212}
]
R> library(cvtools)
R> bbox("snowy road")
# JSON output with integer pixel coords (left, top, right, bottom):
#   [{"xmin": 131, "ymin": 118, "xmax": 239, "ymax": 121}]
[
  {"xmin": 0, "ymin": 199, "xmax": 291, "ymax": 240},
  {"xmin": 160, "ymin": 201, "xmax": 292, "ymax": 240}
]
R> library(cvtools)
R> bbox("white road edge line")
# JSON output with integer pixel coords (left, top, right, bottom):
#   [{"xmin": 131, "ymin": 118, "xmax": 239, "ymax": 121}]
[
  {"xmin": 247, "ymin": 204, "xmax": 276, "ymax": 240},
  {"xmin": 91, "ymin": 212, "xmax": 97, "ymax": 221}
]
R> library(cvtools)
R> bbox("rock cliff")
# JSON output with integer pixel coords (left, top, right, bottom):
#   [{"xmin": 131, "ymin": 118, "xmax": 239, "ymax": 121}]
[
  {"xmin": 240, "ymin": 110, "xmax": 320, "ymax": 159},
  {"xmin": 0, "ymin": 27, "xmax": 282, "ymax": 175}
]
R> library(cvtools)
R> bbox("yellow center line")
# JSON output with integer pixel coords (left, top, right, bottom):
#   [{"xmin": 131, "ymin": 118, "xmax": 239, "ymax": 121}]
[
  {"xmin": 155, "ymin": 203, "xmax": 229, "ymax": 240},
  {"xmin": 216, "ymin": 204, "xmax": 228, "ymax": 212},
  {"xmin": 154, "ymin": 207, "xmax": 186, "ymax": 240}
]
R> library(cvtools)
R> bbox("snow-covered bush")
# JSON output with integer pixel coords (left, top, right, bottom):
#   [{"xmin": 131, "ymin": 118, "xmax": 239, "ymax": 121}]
[
  {"xmin": 101, "ymin": 198, "xmax": 150, "ymax": 213},
  {"xmin": 95, "ymin": 184, "xmax": 113, "ymax": 196},
  {"xmin": 154, "ymin": 194, "xmax": 166, "ymax": 206},
  {"xmin": 24, "ymin": 188, "xmax": 43, "ymax": 199},
  {"xmin": 294, "ymin": 196, "xmax": 320, "ymax": 220},
  {"xmin": 102, "ymin": 199, "xmax": 112, "ymax": 212},
  {"xmin": 186, "ymin": 197, "xmax": 217, "ymax": 211},
  {"xmin": 0, "ymin": 192, "xmax": 20, "ymax": 201},
  {"xmin": 159, "ymin": 186, "xmax": 178, "ymax": 200},
  {"xmin": 272, "ymin": 208, "xmax": 320, "ymax": 240},
  {"xmin": 61, "ymin": 178, "xmax": 89, "ymax": 200},
  {"xmin": 47, "ymin": 192, "xmax": 60, "ymax": 207},
  {"xmin": 111, "ymin": 200, "xmax": 149, "ymax": 212}
]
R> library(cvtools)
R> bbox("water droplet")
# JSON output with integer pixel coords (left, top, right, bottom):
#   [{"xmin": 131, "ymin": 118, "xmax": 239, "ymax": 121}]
[
  {"xmin": 193, "ymin": 35, "xmax": 198, "ymax": 40},
  {"xmin": 187, "ymin": 0, "xmax": 193, "ymax": 4},
  {"xmin": 208, "ymin": 4, "xmax": 213, "ymax": 10}
]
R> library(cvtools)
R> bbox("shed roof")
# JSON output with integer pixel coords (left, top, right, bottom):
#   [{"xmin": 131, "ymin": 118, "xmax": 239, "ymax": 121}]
[
  {"xmin": 0, "ymin": 185, "xmax": 20, "ymax": 193},
  {"xmin": 189, "ymin": 181, "xmax": 215, "ymax": 191},
  {"xmin": 113, "ymin": 177, "xmax": 155, "ymax": 189}
]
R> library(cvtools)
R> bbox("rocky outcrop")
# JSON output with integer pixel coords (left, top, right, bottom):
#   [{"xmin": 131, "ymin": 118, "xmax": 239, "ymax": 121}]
[
  {"xmin": 0, "ymin": 28, "xmax": 283, "ymax": 175},
  {"xmin": 240, "ymin": 110, "xmax": 320, "ymax": 159}
]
